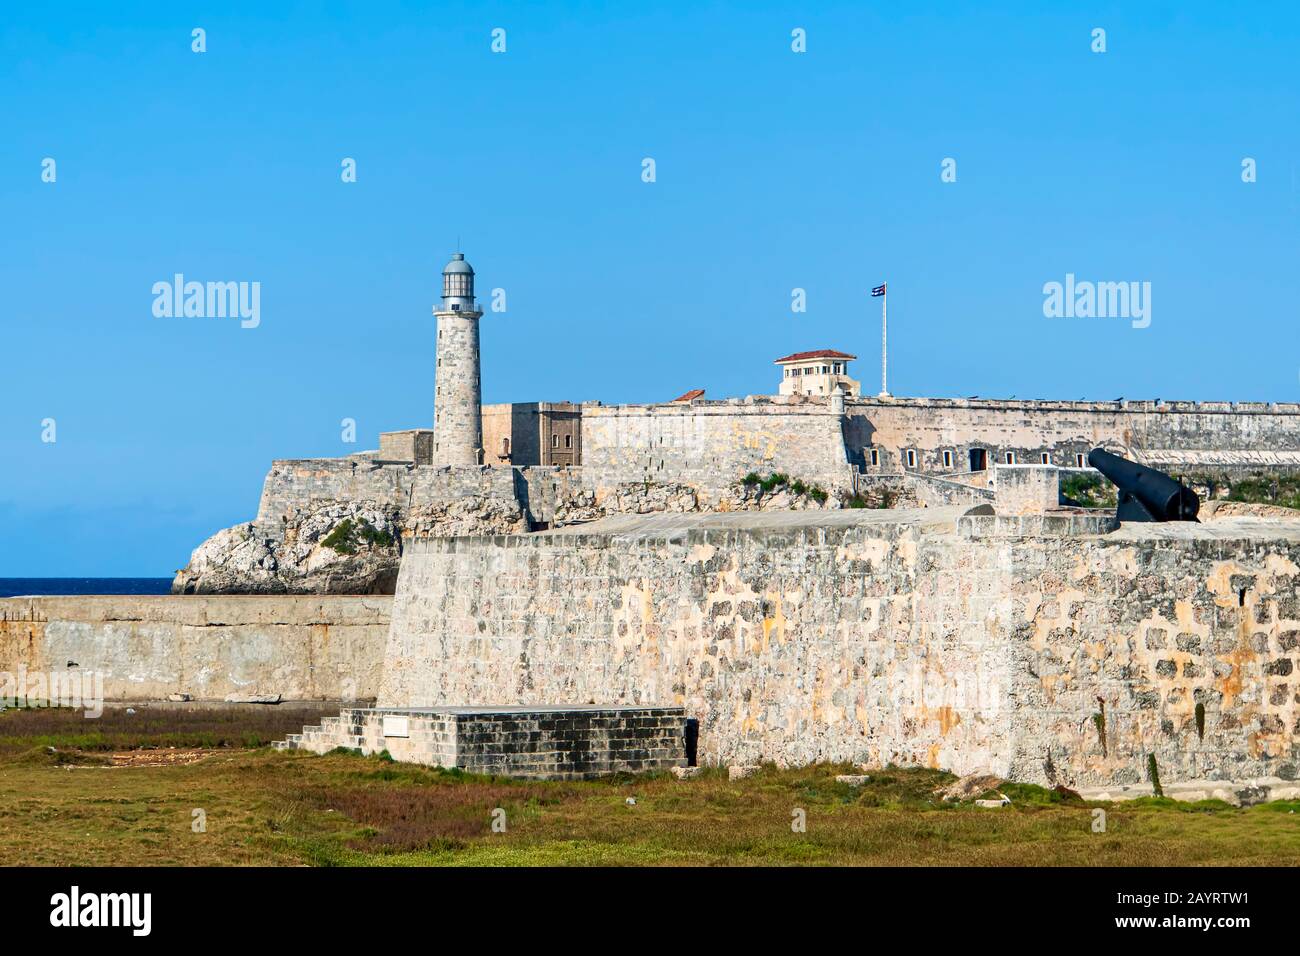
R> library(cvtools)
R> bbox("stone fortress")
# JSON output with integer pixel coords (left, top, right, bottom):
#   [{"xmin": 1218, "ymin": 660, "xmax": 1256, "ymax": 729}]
[
  {"xmin": 166, "ymin": 251, "xmax": 1300, "ymax": 599},
  {"xmin": 7, "ymin": 251, "xmax": 1300, "ymax": 792}
]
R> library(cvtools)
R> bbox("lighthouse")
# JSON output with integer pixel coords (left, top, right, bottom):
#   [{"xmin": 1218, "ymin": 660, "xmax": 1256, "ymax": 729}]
[{"xmin": 432, "ymin": 252, "xmax": 484, "ymax": 466}]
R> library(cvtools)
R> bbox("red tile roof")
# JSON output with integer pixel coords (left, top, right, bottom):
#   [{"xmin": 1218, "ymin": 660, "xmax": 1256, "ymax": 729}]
[
  {"xmin": 773, "ymin": 349, "xmax": 857, "ymax": 364},
  {"xmin": 671, "ymin": 388, "xmax": 706, "ymax": 402}
]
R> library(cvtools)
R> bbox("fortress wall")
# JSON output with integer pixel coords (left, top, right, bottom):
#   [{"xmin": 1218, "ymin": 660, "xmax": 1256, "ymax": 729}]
[
  {"xmin": 996, "ymin": 520, "xmax": 1300, "ymax": 786},
  {"xmin": 380, "ymin": 510, "xmax": 1015, "ymax": 775},
  {"xmin": 580, "ymin": 400, "xmax": 852, "ymax": 499},
  {"xmin": 849, "ymin": 398, "xmax": 1300, "ymax": 472},
  {"xmin": 0, "ymin": 596, "xmax": 390, "ymax": 701},
  {"xmin": 248, "ymin": 397, "xmax": 1300, "ymax": 537},
  {"xmin": 379, "ymin": 511, "xmax": 1300, "ymax": 785},
  {"xmin": 254, "ymin": 458, "xmax": 519, "ymax": 531}
]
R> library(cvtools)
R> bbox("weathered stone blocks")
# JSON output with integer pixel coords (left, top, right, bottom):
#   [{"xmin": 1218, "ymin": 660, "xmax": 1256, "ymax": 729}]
[
  {"xmin": 379, "ymin": 507, "xmax": 1300, "ymax": 787},
  {"xmin": 278, "ymin": 705, "xmax": 688, "ymax": 779}
]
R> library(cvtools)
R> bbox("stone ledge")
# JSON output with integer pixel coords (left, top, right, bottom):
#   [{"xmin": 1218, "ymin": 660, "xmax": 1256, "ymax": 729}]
[{"xmin": 1077, "ymin": 777, "xmax": 1300, "ymax": 807}]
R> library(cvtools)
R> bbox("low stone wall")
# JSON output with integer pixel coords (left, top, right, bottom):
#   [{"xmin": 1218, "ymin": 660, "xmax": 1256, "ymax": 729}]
[
  {"xmin": 380, "ymin": 509, "xmax": 1300, "ymax": 787},
  {"xmin": 278, "ymin": 705, "xmax": 688, "ymax": 779},
  {"xmin": 904, "ymin": 472, "xmax": 995, "ymax": 508},
  {"xmin": 0, "ymin": 596, "xmax": 390, "ymax": 702}
]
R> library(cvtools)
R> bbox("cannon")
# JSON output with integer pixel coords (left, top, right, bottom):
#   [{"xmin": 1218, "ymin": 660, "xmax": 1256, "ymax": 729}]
[{"xmin": 1087, "ymin": 447, "xmax": 1199, "ymax": 522}]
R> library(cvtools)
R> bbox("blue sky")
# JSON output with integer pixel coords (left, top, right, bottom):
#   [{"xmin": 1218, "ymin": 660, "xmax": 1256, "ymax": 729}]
[{"xmin": 2, "ymin": 1, "xmax": 1297, "ymax": 575}]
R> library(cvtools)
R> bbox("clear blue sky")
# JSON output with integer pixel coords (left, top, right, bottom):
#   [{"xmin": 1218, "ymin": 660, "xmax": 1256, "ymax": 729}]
[{"xmin": 2, "ymin": 1, "xmax": 1297, "ymax": 575}]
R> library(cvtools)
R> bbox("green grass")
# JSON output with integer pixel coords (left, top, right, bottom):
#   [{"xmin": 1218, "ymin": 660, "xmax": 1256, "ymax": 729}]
[
  {"xmin": 3, "ymin": 712, "xmax": 1300, "ymax": 866},
  {"xmin": 6, "ymin": 751, "xmax": 1300, "ymax": 866},
  {"xmin": 846, "ymin": 490, "xmax": 895, "ymax": 509},
  {"xmin": 1180, "ymin": 472, "xmax": 1300, "ymax": 510},
  {"xmin": 1226, "ymin": 474, "xmax": 1300, "ymax": 510},
  {"xmin": 740, "ymin": 472, "xmax": 829, "ymax": 503},
  {"xmin": 1061, "ymin": 473, "xmax": 1117, "ymax": 508}
]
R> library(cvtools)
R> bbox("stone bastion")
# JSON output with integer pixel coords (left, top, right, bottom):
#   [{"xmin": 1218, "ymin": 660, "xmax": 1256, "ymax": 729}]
[
  {"xmin": 6, "ymin": 506, "xmax": 1300, "ymax": 788},
  {"xmin": 379, "ymin": 507, "xmax": 1300, "ymax": 787}
]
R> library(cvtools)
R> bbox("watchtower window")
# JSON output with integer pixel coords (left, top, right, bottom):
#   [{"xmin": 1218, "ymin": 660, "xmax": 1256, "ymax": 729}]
[
  {"xmin": 1076, "ymin": 453, "xmax": 1085, "ymax": 468},
  {"xmin": 942, "ymin": 450, "xmax": 953, "ymax": 469},
  {"xmin": 1005, "ymin": 451, "xmax": 1016, "ymax": 464},
  {"xmin": 869, "ymin": 448, "xmax": 879, "ymax": 467},
  {"xmin": 1041, "ymin": 452, "xmax": 1050, "ymax": 464},
  {"xmin": 906, "ymin": 449, "xmax": 917, "ymax": 469}
]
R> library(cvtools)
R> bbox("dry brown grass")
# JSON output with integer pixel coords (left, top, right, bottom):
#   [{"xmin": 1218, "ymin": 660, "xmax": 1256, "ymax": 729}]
[{"xmin": 0, "ymin": 704, "xmax": 338, "ymax": 753}]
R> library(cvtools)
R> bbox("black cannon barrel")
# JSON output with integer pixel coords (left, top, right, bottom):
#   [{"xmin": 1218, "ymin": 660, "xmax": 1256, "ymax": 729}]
[{"xmin": 1087, "ymin": 448, "xmax": 1199, "ymax": 522}]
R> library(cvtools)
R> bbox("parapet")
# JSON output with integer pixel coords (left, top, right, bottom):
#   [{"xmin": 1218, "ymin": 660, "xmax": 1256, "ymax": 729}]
[
  {"xmin": 993, "ymin": 464, "xmax": 1060, "ymax": 515},
  {"xmin": 846, "ymin": 395, "xmax": 1300, "ymax": 416}
]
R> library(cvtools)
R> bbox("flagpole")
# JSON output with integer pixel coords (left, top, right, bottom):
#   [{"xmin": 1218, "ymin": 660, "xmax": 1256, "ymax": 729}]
[{"xmin": 879, "ymin": 284, "xmax": 889, "ymax": 398}]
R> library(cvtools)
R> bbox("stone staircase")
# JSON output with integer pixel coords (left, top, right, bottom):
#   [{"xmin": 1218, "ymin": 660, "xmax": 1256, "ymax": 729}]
[{"xmin": 274, "ymin": 709, "xmax": 369, "ymax": 755}]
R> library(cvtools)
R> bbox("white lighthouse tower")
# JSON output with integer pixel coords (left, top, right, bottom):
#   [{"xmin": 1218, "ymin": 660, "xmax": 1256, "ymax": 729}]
[{"xmin": 432, "ymin": 252, "xmax": 483, "ymax": 466}]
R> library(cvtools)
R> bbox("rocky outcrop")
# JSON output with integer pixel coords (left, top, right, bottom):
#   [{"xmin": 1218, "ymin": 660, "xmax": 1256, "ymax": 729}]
[{"xmin": 173, "ymin": 503, "xmax": 404, "ymax": 595}]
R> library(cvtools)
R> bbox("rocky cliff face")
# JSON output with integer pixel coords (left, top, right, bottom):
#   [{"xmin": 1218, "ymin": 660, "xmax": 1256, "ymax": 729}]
[{"xmin": 172, "ymin": 497, "xmax": 528, "ymax": 595}]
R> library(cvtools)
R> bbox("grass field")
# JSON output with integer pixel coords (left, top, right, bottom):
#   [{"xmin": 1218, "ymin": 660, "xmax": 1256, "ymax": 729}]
[{"xmin": 2, "ymin": 707, "xmax": 1299, "ymax": 866}]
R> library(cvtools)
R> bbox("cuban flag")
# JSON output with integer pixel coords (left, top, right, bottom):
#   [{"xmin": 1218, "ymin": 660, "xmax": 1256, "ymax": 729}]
[{"xmin": 871, "ymin": 283, "xmax": 886, "ymax": 297}]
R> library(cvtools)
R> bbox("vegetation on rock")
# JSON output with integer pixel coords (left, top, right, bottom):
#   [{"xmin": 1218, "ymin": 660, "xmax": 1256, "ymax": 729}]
[
  {"xmin": 1062, "ymin": 473, "xmax": 1117, "ymax": 508},
  {"xmin": 321, "ymin": 518, "xmax": 394, "ymax": 555}
]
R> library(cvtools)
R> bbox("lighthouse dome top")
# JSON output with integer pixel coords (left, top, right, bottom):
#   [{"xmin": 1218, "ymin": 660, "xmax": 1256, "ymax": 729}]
[
  {"xmin": 439, "ymin": 251, "xmax": 478, "ymax": 312},
  {"xmin": 443, "ymin": 253, "xmax": 474, "ymax": 275}
]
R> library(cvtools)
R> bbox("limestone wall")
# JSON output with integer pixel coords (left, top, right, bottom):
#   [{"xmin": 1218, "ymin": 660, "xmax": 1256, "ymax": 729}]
[
  {"xmin": 380, "ymin": 510, "xmax": 1300, "ymax": 786},
  {"xmin": 580, "ymin": 397, "xmax": 852, "ymax": 500},
  {"xmin": 0, "ymin": 596, "xmax": 390, "ymax": 701},
  {"xmin": 253, "ymin": 458, "xmax": 519, "ymax": 531}
]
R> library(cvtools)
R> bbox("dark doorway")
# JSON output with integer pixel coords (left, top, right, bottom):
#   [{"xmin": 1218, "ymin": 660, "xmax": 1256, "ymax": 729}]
[{"xmin": 969, "ymin": 448, "xmax": 987, "ymax": 472}]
